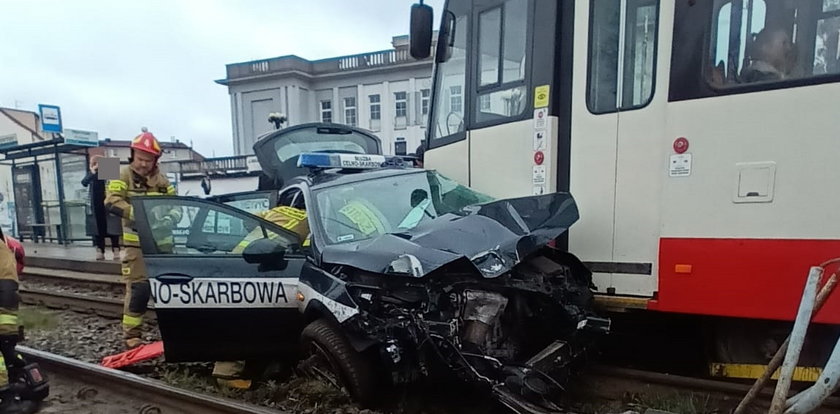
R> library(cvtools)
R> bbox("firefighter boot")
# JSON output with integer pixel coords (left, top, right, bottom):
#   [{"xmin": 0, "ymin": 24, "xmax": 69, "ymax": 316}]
[
  {"xmin": 0, "ymin": 388, "xmax": 36, "ymax": 414},
  {"xmin": 213, "ymin": 361, "xmax": 252, "ymax": 389},
  {"xmin": 124, "ymin": 337, "xmax": 143, "ymax": 350}
]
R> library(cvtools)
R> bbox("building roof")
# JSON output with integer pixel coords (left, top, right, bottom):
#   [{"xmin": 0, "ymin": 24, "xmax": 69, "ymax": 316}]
[
  {"xmin": 0, "ymin": 107, "xmax": 46, "ymax": 141},
  {"xmin": 217, "ymin": 33, "xmax": 436, "ymax": 85},
  {"xmin": 99, "ymin": 138, "xmax": 193, "ymax": 150}
]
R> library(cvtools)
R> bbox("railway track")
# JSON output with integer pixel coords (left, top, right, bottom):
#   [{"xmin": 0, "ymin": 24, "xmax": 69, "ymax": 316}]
[
  {"xmin": 18, "ymin": 346, "xmax": 282, "ymax": 414},
  {"xmin": 17, "ymin": 267, "xmax": 840, "ymax": 413},
  {"xmin": 576, "ymin": 365, "xmax": 840, "ymax": 413},
  {"xmin": 19, "ymin": 287, "xmax": 154, "ymax": 321},
  {"xmin": 21, "ymin": 266, "xmax": 122, "ymax": 289}
]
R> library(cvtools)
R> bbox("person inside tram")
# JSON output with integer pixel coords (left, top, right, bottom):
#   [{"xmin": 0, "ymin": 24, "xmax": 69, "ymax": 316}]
[
  {"xmin": 413, "ymin": 144, "xmax": 425, "ymax": 168},
  {"xmin": 741, "ymin": 26, "xmax": 797, "ymax": 83}
]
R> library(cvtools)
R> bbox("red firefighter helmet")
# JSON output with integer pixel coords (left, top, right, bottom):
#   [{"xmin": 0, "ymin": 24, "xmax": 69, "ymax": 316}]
[
  {"xmin": 5, "ymin": 236, "xmax": 24, "ymax": 275},
  {"xmin": 131, "ymin": 129, "xmax": 162, "ymax": 157}
]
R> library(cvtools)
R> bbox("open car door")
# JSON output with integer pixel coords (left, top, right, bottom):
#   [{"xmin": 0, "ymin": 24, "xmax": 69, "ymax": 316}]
[{"xmin": 131, "ymin": 195, "xmax": 305, "ymax": 362}]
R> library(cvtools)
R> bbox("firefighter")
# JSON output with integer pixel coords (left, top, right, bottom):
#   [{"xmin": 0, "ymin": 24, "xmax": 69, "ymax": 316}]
[
  {"xmin": 232, "ymin": 205, "xmax": 310, "ymax": 254},
  {"xmin": 215, "ymin": 204, "xmax": 310, "ymax": 389},
  {"xmin": 105, "ymin": 129, "xmax": 181, "ymax": 349},
  {"xmin": 0, "ymin": 229, "xmax": 37, "ymax": 414}
]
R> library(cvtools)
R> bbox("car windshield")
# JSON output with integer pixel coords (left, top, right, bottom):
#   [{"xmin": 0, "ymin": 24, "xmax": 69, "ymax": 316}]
[{"xmin": 313, "ymin": 171, "xmax": 494, "ymax": 245}]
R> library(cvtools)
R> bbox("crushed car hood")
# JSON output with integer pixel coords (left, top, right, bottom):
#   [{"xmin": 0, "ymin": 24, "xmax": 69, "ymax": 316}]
[{"xmin": 320, "ymin": 192, "xmax": 579, "ymax": 278}]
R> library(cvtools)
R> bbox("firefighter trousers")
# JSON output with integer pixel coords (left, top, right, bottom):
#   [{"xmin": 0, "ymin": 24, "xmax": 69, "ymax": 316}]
[
  {"xmin": 121, "ymin": 246, "xmax": 151, "ymax": 341},
  {"xmin": 0, "ymin": 280, "xmax": 19, "ymax": 389}
]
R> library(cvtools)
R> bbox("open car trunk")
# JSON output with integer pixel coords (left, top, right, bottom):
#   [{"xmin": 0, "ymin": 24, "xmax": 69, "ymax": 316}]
[{"xmin": 252, "ymin": 123, "xmax": 383, "ymax": 189}]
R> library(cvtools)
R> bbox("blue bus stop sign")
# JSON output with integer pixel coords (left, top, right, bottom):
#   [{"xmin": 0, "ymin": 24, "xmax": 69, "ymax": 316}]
[{"xmin": 38, "ymin": 104, "xmax": 62, "ymax": 133}]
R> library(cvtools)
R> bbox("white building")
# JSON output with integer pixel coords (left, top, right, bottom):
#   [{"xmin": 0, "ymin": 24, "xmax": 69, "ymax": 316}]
[{"xmin": 217, "ymin": 35, "xmax": 434, "ymax": 157}]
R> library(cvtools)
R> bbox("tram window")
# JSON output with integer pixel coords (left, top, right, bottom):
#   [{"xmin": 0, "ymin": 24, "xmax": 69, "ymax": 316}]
[
  {"xmin": 587, "ymin": 0, "xmax": 659, "ymax": 114},
  {"xmin": 671, "ymin": 0, "xmax": 840, "ymax": 101},
  {"xmin": 708, "ymin": 0, "xmax": 840, "ymax": 87},
  {"xmin": 479, "ymin": 7, "xmax": 502, "ymax": 86},
  {"xmin": 430, "ymin": 7, "xmax": 468, "ymax": 142},
  {"xmin": 474, "ymin": 0, "xmax": 529, "ymax": 123}
]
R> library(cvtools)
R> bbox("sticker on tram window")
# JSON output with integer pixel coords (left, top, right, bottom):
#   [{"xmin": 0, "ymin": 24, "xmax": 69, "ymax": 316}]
[
  {"xmin": 534, "ymin": 85, "xmax": 550, "ymax": 108},
  {"xmin": 533, "ymin": 108, "xmax": 548, "ymax": 130},
  {"xmin": 533, "ymin": 131, "xmax": 546, "ymax": 151}
]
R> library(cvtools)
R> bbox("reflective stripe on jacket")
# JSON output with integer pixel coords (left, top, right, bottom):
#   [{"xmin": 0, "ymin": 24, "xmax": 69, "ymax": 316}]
[{"xmin": 104, "ymin": 166, "xmax": 181, "ymax": 247}]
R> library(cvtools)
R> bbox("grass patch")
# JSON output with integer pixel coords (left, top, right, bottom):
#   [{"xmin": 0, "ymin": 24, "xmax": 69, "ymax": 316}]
[
  {"xmin": 159, "ymin": 363, "xmax": 355, "ymax": 413},
  {"xmin": 159, "ymin": 364, "xmax": 217, "ymax": 394},
  {"xmin": 18, "ymin": 307, "xmax": 58, "ymax": 332},
  {"xmin": 626, "ymin": 391, "xmax": 717, "ymax": 414},
  {"xmin": 238, "ymin": 376, "xmax": 353, "ymax": 412},
  {"xmin": 574, "ymin": 401, "xmax": 626, "ymax": 414}
]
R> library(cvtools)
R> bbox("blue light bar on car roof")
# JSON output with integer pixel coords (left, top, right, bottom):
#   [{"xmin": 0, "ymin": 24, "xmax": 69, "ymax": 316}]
[{"xmin": 297, "ymin": 152, "xmax": 388, "ymax": 170}]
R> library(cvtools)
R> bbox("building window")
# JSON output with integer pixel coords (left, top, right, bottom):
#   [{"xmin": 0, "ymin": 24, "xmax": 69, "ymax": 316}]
[
  {"xmin": 394, "ymin": 92, "xmax": 407, "ymax": 117},
  {"xmin": 320, "ymin": 100, "xmax": 332, "ymax": 123},
  {"xmin": 344, "ymin": 97, "xmax": 357, "ymax": 126},
  {"xmin": 369, "ymin": 94, "xmax": 381, "ymax": 120},
  {"xmin": 395, "ymin": 139, "xmax": 407, "ymax": 155},
  {"xmin": 449, "ymin": 85, "xmax": 463, "ymax": 113},
  {"xmin": 479, "ymin": 94, "xmax": 491, "ymax": 111},
  {"xmin": 421, "ymin": 89, "xmax": 431, "ymax": 115}
]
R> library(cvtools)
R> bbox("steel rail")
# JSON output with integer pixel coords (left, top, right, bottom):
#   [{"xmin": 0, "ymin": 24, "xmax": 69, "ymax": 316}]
[
  {"xmin": 21, "ymin": 266, "xmax": 123, "ymax": 288},
  {"xmin": 18, "ymin": 346, "xmax": 283, "ymax": 414},
  {"xmin": 19, "ymin": 288, "xmax": 155, "ymax": 321},
  {"xmin": 585, "ymin": 365, "xmax": 840, "ymax": 410}
]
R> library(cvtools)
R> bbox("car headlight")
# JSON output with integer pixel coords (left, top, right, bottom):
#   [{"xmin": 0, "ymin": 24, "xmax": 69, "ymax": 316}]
[{"xmin": 386, "ymin": 254, "xmax": 425, "ymax": 277}]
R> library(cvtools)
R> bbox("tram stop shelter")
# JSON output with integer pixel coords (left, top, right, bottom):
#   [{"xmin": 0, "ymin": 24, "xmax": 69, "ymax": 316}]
[{"xmin": 0, "ymin": 137, "xmax": 99, "ymax": 244}]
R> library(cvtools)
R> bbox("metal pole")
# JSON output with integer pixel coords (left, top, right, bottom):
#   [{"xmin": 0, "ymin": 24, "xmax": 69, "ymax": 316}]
[
  {"xmin": 734, "ymin": 272, "xmax": 838, "ymax": 414},
  {"xmin": 786, "ymin": 335, "xmax": 840, "ymax": 413},
  {"xmin": 54, "ymin": 145, "xmax": 68, "ymax": 245},
  {"xmin": 769, "ymin": 266, "xmax": 823, "ymax": 414},
  {"xmin": 9, "ymin": 158, "xmax": 16, "ymax": 238}
]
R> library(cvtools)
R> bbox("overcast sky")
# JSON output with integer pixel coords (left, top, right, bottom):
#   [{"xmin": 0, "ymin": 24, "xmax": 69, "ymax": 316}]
[{"xmin": 0, "ymin": 0, "xmax": 444, "ymax": 157}]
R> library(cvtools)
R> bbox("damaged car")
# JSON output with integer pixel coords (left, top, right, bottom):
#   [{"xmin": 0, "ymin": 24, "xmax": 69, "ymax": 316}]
[{"xmin": 129, "ymin": 125, "xmax": 608, "ymax": 414}]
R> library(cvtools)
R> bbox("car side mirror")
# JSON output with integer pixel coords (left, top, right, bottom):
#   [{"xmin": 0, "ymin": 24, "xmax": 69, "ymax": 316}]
[
  {"xmin": 410, "ymin": 3, "xmax": 434, "ymax": 59},
  {"xmin": 242, "ymin": 238, "xmax": 287, "ymax": 270}
]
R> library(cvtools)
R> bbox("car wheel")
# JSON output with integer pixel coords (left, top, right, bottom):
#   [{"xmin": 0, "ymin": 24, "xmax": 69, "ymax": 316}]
[{"xmin": 298, "ymin": 319, "xmax": 377, "ymax": 404}]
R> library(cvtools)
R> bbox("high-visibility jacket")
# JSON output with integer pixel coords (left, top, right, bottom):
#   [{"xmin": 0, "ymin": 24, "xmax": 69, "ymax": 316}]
[
  {"xmin": 233, "ymin": 206, "xmax": 309, "ymax": 253},
  {"xmin": 0, "ymin": 239, "xmax": 20, "ymax": 337},
  {"xmin": 104, "ymin": 166, "xmax": 182, "ymax": 249},
  {"xmin": 337, "ymin": 200, "xmax": 387, "ymax": 236}
]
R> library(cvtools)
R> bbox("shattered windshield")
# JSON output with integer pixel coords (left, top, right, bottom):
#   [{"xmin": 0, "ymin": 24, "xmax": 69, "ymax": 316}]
[{"xmin": 314, "ymin": 171, "xmax": 494, "ymax": 245}]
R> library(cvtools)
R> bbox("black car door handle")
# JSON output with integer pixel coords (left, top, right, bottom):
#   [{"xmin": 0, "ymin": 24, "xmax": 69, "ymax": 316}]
[{"xmin": 156, "ymin": 274, "xmax": 194, "ymax": 284}]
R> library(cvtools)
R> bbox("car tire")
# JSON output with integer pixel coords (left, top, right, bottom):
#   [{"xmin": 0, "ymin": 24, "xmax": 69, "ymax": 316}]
[{"xmin": 299, "ymin": 318, "xmax": 377, "ymax": 405}]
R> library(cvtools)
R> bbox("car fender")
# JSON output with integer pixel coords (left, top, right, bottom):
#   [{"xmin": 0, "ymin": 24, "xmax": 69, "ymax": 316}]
[{"xmin": 301, "ymin": 299, "xmax": 379, "ymax": 353}]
